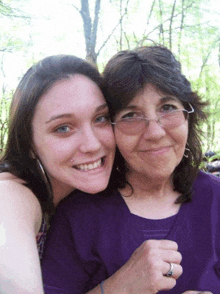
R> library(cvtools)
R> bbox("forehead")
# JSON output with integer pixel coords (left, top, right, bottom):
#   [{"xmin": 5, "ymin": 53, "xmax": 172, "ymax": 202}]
[
  {"xmin": 34, "ymin": 74, "xmax": 105, "ymax": 119},
  {"xmin": 129, "ymin": 84, "xmax": 182, "ymax": 107}
]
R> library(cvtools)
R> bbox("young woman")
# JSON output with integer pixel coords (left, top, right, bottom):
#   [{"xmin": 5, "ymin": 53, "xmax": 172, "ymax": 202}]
[
  {"xmin": 0, "ymin": 55, "xmax": 115, "ymax": 293},
  {"xmin": 41, "ymin": 46, "xmax": 216, "ymax": 294}
]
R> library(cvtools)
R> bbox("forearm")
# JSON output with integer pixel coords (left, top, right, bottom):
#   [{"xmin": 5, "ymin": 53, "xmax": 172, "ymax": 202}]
[
  {"xmin": 87, "ymin": 239, "xmax": 183, "ymax": 294},
  {"xmin": 0, "ymin": 182, "xmax": 44, "ymax": 294},
  {"xmin": 0, "ymin": 238, "xmax": 44, "ymax": 294}
]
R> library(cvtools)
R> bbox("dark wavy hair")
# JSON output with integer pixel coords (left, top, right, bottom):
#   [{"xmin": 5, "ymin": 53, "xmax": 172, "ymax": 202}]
[
  {"xmin": 0, "ymin": 54, "xmax": 105, "ymax": 215},
  {"xmin": 103, "ymin": 45, "xmax": 207, "ymax": 203}
]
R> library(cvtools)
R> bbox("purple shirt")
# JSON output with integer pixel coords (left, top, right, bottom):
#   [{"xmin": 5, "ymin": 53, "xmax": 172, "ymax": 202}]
[{"xmin": 41, "ymin": 171, "xmax": 220, "ymax": 293}]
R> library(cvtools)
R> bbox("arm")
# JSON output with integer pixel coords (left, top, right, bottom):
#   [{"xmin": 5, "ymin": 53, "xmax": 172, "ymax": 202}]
[
  {"xmin": 86, "ymin": 239, "xmax": 182, "ymax": 294},
  {"xmin": 41, "ymin": 210, "xmax": 95, "ymax": 294},
  {"xmin": 0, "ymin": 180, "xmax": 44, "ymax": 294},
  {"xmin": 41, "ymin": 192, "xmax": 182, "ymax": 294},
  {"xmin": 43, "ymin": 219, "xmax": 182, "ymax": 294}
]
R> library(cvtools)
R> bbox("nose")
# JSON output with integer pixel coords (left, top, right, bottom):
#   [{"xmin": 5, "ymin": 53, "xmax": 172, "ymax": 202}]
[
  {"xmin": 79, "ymin": 126, "xmax": 102, "ymax": 153},
  {"xmin": 142, "ymin": 118, "xmax": 166, "ymax": 140}
]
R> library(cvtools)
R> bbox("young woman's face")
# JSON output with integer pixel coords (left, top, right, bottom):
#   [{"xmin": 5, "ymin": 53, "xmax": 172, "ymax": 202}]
[
  {"xmin": 32, "ymin": 74, "xmax": 115, "ymax": 205},
  {"xmin": 114, "ymin": 84, "xmax": 188, "ymax": 182}
]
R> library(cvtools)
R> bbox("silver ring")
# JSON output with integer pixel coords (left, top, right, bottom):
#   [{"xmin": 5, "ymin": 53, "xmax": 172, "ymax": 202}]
[{"xmin": 165, "ymin": 262, "xmax": 174, "ymax": 277}]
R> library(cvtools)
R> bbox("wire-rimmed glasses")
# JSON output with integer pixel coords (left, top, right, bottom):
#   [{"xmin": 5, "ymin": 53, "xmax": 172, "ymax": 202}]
[{"xmin": 111, "ymin": 103, "xmax": 194, "ymax": 135}]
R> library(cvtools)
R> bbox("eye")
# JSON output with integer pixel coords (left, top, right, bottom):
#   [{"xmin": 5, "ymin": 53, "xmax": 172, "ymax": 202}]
[
  {"xmin": 120, "ymin": 111, "xmax": 142, "ymax": 120},
  {"xmin": 95, "ymin": 114, "xmax": 110, "ymax": 124},
  {"xmin": 54, "ymin": 125, "xmax": 71, "ymax": 133},
  {"xmin": 160, "ymin": 103, "xmax": 179, "ymax": 113}
]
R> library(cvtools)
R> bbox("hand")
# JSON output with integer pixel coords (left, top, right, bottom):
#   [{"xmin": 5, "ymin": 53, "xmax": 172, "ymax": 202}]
[
  {"xmin": 102, "ymin": 239, "xmax": 183, "ymax": 294},
  {"xmin": 182, "ymin": 292, "xmax": 213, "ymax": 294}
]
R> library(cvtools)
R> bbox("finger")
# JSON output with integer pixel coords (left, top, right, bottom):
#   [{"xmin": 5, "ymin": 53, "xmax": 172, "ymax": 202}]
[
  {"xmin": 148, "ymin": 239, "xmax": 179, "ymax": 251},
  {"xmin": 158, "ymin": 275, "xmax": 177, "ymax": 291},
  {"xmin": 163, "ymin": 262, "xmax": 183, "ymax": 279},
  {"xmin": 163, "ymin": 249, "xmax": 182, "ymax": 264},
  {"xmin": 138, "ymin": 240, "xmax": 180, "ymax": 260}
]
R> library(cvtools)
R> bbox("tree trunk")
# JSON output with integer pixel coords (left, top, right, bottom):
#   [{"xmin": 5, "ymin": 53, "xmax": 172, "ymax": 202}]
[{"xmin": 80, "ymin": 0, "xmax": 101, "ymax": 65}]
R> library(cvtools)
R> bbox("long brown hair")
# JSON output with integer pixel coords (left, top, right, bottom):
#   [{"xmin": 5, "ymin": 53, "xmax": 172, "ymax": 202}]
[{"xmin": 0, "ymin": 55, "xmax": 105, "ymax": 214}]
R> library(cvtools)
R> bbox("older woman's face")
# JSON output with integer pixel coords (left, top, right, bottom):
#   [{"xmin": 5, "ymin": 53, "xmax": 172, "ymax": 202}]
[{"xmin": 114, "ymin": 84, "xmax": 188, "ymax": 181}]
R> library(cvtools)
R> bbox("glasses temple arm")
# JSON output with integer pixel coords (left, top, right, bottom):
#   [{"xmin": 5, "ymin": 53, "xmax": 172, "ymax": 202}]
[{"xmin": 187, "ymin": 103, "xmax": 194, "ymax": 113}]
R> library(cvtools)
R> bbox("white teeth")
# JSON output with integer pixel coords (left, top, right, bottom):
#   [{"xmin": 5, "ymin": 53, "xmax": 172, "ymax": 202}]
[{"xmin": 76, "ymin": 159, "xmax": 102, "ymax": 171}]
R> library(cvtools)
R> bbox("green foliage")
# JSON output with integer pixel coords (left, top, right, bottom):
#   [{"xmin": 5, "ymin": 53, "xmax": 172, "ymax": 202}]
[
  {"xmin": 0, "ymin": 0, "xmax": 220, "ymax": 154},
  {"xmin": 207, "ymin": 153, "xmax": 220, "ymax": 162},
  {"xmin": 0, "ymin": 92, "xmax": 11, "ymax": 154},
  {"xmin": 0, "ymin": 0, "xmax": 13, "ymax": 16}
]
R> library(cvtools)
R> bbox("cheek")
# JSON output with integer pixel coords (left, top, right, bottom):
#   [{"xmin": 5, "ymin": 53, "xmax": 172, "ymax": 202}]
[
  {"xmin": 99, "ymin": 127, "xmax": 116, "ymax": 149},
  {"xmin": 172, "ymin": 124, "xmax": 188, "ymax": 155},
  {"xmin": 178, "ymin": 124, "xmax": 188, "ymax": 145},
  {"xmin": 33, "ymin": 135, "xmax": 74, "ymax": 163},
  {"xmin": 115, "ymin": 131, "xmax": 134, "ymax": 157}
]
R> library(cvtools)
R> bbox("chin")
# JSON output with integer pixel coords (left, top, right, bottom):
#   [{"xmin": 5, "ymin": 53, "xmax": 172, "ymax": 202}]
[{"xmin": 80, "ymin": 182, "xmax": 108, "ymax": 195}]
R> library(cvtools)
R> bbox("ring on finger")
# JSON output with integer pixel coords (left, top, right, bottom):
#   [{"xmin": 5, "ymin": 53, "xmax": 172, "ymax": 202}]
[{"xmin": 165, "ymin": 262, "xmax": 174, "ymax": 277}]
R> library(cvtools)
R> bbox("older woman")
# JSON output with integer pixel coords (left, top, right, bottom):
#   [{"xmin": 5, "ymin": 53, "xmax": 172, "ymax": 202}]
[{"xmin": 42, "ymin": 46, "xmax": 217, "ymax": 294}]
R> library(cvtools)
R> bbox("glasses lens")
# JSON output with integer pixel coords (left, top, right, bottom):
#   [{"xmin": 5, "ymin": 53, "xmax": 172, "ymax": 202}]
[
  {"xmin": 161, "ymin": 110, "xmax": 187, "ymax": 129},
  {"xmin": 115, "ymin": 110, "xmax": 188, "ymax": 134},
  {"xmin": 116, "ymin": 118, "xmax": 145, "ymax": 134}
]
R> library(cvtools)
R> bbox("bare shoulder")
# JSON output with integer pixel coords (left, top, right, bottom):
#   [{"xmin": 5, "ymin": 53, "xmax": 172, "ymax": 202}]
[
  {"xmin": 0, "ymin": 171, "xmax": 27, "ymax": 184},
  {"xmin": 0, "ymin": 172, "xmax": 42, "ymax": 234}
]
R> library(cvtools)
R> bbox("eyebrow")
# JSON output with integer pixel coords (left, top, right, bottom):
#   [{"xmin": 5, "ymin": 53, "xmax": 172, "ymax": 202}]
[
  {"xmin": 160, "ymin": 96, "xmax": 179, "ymax": 103},
  {"xmin": 122, "ymin": 96, "xmax": 180, "ymax": 111},
  {"xmin": 46, "ymin": 103, "xmax": 108, "ymax": 124}
]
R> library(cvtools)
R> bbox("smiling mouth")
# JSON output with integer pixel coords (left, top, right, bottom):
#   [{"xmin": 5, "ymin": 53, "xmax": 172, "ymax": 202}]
[{"xmin": 74, "ymin": 157, "xmax": 104, "ymax": 171}]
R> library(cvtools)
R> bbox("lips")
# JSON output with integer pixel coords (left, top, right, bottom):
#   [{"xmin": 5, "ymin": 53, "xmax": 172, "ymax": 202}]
[
  {"xmin": 147, "ymin": 146, "xmax": 170, "ymax": 152},
  {"xmin": 140, "ymin": 146, "xmax": 171, "ymax": 153},
  {"xmin": 74, "ymin": 157, "xmax": 104, "ymax": 171}
]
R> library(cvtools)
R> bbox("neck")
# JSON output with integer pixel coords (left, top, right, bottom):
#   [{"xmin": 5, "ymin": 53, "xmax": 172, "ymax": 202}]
[
  {"xmin": 125, "ymin": 170, "xmax": 174, "ymax": 200},
  {"xmin": 52, "ymin": 184, "xmax": 75, "ymax": 207},
  {"xmin": 120, "ymin": 171, "xmax": 180, "ymax": 219}
]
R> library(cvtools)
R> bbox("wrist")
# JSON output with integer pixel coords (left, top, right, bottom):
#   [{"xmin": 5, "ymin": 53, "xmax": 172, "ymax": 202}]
[
  {"xmin": 100, "ymin": 273, "xmax": 128, "ymax": 294},
  {"xmin": 100, "ymin": 281, "xmax": 105, "ymax": 294}
]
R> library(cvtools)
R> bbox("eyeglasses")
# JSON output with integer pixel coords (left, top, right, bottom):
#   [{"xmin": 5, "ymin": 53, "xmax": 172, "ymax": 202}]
[{"xmin": 111, "ymin": 103, "xmax": 194, "ymax": 135}]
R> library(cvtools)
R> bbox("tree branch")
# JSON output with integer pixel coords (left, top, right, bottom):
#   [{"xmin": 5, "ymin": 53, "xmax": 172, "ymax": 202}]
[
  {"xmin": 0, "ymin": 1, "xmax": 31, "ymax": 19},
  {"xmin": 158, "ymin": 0, "xmax": 165, "ymax": 45},
  {"xmin": 169, "ymin": 0, "xmax": 177, "ymax": 50},
  {"xmin": 97, "ymin": 0, "xmax": 129, "ymax": 56},
  {"xmin": 178, "ymin": 0, "xmax": 185, "ymax": 57},
  {"xmin": 199, "ymin": 37, "xmax": 220, "ymax": 77},
  {"xmin": 91, "ymin": 0, "xmax": 101, "ymax": 50},
  {"xmin": 140, "ymin": 0, "xmax": 196, "ymax": 44},
  {"xmin": 80, "ymin": 0, "xmax": 92, "ymax": 55}
]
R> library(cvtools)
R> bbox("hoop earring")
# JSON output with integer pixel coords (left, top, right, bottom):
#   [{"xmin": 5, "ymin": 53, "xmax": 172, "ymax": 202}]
[
  {"xmin": 183, "ymin": 143, "xmax": 190, "ymax": 158},
  {"xmin": 36, "ymin": 158, "xmax": 52, "ymax": 196},
  {"xmin": 36, "ymin": 158, "xmax": 46, "ymax": 177}
]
